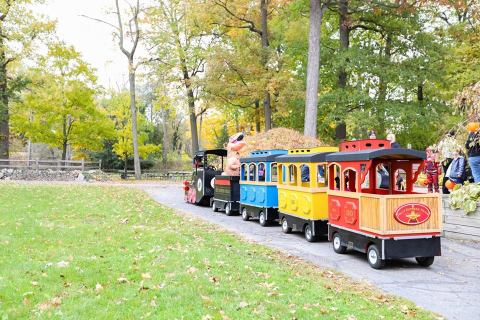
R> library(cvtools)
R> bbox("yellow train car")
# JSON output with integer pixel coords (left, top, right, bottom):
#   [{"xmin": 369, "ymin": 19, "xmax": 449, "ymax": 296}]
[{"xmin": 276, "ymin": 146, "xmax": 339, "ymax": 242}]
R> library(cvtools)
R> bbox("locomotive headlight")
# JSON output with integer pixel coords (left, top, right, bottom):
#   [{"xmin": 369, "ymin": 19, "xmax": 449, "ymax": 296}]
[{"xmin": 211, "ymin": 177, "xmax": 216, "ymax": 189}]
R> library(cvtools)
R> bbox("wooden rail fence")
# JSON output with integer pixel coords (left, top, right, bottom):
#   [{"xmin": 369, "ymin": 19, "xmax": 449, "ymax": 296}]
[{"xmin": 0, "ymin": 159, "xmax": 101, "ymax": 171}]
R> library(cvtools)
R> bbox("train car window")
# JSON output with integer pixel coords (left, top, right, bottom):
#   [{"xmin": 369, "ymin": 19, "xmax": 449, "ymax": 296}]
[
  {"xmin": 394, "ymin": 169, "xmax": 406, "ymax": 192},
  {"xmin": 240, "ymin": 164, "xmax": 247, "ymax": 181},
  {"xmin": 289, "ymin": 164, "xmax": 297, "ymax": 185},
  {"xmin": 258, "ymin": 163, "xmax": 266, "ymax": 181},
  {"xmin": 278, "ymin": 164, "xmax": 285, "ymax": 184},
  {"xmin": 317, "ymin": 164, "xmax": 327, "ymax": 186},
  {"xmin": 249, "ymin": 163, "xmax": 257, "ymax": 181},
  {"xmin": 329, "ymin": 164, "xmax": 341, "ymax": 190},
  {"xmin": 343, "ymin": 169, "xmax": 357, "ymax": 192},
  {"xmin": 300, "ymin": 164, "xmax": 310, "ymax": 182},
  {"xmin": 300, "ymin": 164, "xmax": 310, "ymax": 187},
  {"xmin": 271, "ymin": 163, "xmax": 278, "ymax": 182},
  {"xmin": 376, "ymin": 163, "xmax": 390, "ymax": 190}
]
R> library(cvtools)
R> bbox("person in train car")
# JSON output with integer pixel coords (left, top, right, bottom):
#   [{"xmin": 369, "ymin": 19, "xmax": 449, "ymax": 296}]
[
  {"xmin": 317, "ymin": 165, "xmax": 325, "ymax": 183},
  {"xmin": 395, "ymin": 170, "xmax": 405, "ymax": 191},
  {"xmin": 386, "ymin": 130, "xmax": 401, "ymax": 148},
  {"xmin": 258, "ymin": 163, "xmax": 266, "ymax": 181},
  {"xmin": 376, "ymin": 164, "xmax": 390, "ymax": 189},
  {"xmin": 368, "ymin": 130, "xmax": 377, "ymax": 139},
  {"xmin": 301, "ymin": 164, "xmax": 310, "ymax": 182}
]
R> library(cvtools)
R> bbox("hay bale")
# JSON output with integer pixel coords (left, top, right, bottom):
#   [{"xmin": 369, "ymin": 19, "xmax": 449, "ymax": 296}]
[{"xmin": 239, "ymin": 128, "xmax": 325, "ymax": 157}]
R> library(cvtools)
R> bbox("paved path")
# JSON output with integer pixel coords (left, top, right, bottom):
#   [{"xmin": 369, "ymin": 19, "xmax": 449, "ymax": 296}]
[{"xmin": 145, "ymin": 184, "xmax": 480, "ymax": 320}]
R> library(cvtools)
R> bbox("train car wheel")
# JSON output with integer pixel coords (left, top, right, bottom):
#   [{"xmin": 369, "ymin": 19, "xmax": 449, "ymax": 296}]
[
  {"xmin": 241, "ymin": 208, "xmax": 249, "ymax": 221},
  {"xmin": 259, "ymin": 211, "xmax": 268, "ymax": 226},
  {"xmin": 415, "ymin": 256, "xmax": 434, "ymax": 267},
  {"xmin": 332, "ymin": 233, "xmax": 347, "ymax": 254},
  {"xmin": 367, "ymin": 244, "xmax": 386, "ymax": 269},
  {"xmin": 212, "ymin": 201, "xmax": 218, "ymax": 212},
  {"xmin": 281, "ymin": 218, "xmax": 292, "ymax": 234},
  {"xmin": 225, "ymin": 204, "xmax": 233, "ymax": 216},
  {"xmin": 304, "ymin": 225, "xmax": 317, "ymax": 242}
]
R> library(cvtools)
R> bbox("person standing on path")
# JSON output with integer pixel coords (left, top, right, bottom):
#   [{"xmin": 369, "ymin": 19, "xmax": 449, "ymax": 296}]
[
  {"xmin": 438, "ymin": 130, "xmax": 457, "ymax": 193},
  {"xmin": 466, "ymin": 128, "xmax": 480, "ymax": 182},
  {"xmin": 445, "ymin": 147, "xmax": 466, "ymax": 185}
]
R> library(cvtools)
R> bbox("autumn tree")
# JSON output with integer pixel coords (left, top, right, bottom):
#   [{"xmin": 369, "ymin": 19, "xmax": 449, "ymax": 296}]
[
  {"xmin": 0, "ymin": 0, "xmax": 54, "ymax": 158},
  {"xmin": 11, "ymin": 43, "xmax": 114, "ymax": 160},
  {"xmin": 83, "ymin": 0, "xmax": 143, "ymax": 179},
  {"xmin": 104, "ymin": 91, "xmax": 160, "ymax": 173},
  {"xmin": 146, "ymin": 0, "xmax": 215, "ymax": 156}
]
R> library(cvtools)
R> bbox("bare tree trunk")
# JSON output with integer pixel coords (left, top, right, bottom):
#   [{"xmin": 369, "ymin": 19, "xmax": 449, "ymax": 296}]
[
  {"xmin": 260, "ymin": 0, "xmax": 272, "ymax": 131},
  {"xmin": 0, "ymin": 50, "xmax": 9, "ymax": 159},
  {"xmin": 187, "ymin": 86, "xmax": 199, "ymax": 155},
  {"xmin": 377, "ymin": 34, "xmax": 392, "ymax": 136},
  {"xmin": 338, "ymin": 0, "xmax": 349, "ymax": 89},
  {"xmin": 162, "ymin": 112, "xmax": 168, "ymax": 170},
  {"xmin": 61, "ymin": 140, "xmax": 68, "ymax": 161},
  {"xmin": 254, "ymin": 99, "xmax": 261, "ymax": 133},
  {"xmin": 417, "ymin": 83, "xmax": 424, "ymax": 102},
  {"xmin": 198, "ymin": 112, "xmax": 203, "ymax": 150},
  {"xmin": 304, "ymin": 0, "xmax": 327, "ymax": 138},
  {"xmin": 129, "ymin": 62, "xmax": 141, "ymax": 179}
]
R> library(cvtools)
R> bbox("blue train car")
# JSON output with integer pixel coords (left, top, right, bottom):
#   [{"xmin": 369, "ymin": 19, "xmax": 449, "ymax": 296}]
[{"xmin": 239, "ymin": 149, "xmax": 288, "ymax": 226}]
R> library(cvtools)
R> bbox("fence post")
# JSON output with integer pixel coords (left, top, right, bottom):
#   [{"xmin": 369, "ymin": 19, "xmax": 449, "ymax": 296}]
[
  {"xmin": 99, "ymin": 159, "xmax": 102, "ymax": 170},
  {"xmin": 81, "ymin": 158, "xmax": 85, "ymax": 172},
  {"xmin": 36, "ymin": 160, "xmax": 39, "ymax": 172},
  {"xmin": 57, "ymin": 160, "xmax": 61, "ymax": 171}
]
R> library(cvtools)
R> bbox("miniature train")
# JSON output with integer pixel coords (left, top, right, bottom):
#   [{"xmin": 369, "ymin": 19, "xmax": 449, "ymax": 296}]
[{"xmin": 183, "ymin": 139, "xmax": 442, "ymax": 269}]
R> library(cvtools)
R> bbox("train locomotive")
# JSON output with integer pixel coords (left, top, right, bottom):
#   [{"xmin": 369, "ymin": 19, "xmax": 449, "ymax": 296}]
[
  {"xmin": 184, "ymin": 149, "xmax": 227, "ymax": 205},
  {"xmin": 184, "ymin": 138, "xmax": 442, "ymax": 269}
]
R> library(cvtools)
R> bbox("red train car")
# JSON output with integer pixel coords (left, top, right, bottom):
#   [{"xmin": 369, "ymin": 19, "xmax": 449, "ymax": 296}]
[{"xmin": 325, "ymin": 140, "xmax": 442, "ymax": 269}]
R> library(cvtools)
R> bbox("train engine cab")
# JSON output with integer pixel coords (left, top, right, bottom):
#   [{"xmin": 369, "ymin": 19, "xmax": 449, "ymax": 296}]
[
  {"xmin": 276, "ymin": 146, "xmax": 339, "ymax": 242},
  {"xmin": 184, "ymin": 149, "xmax": 227, "ymax": 206},
  {"xmin": 239, "ymin": 149, "xmax": 288, "ymax": 226},
  {"xmin": 326, "ymin": 139, "xmax": 442, "ymax": 269}
]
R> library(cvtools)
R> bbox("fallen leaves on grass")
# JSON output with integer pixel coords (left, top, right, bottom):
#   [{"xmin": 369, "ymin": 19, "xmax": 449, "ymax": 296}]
[
  {"xmin": 38, "ymin": 296, "xmax": 62, "ymax": 311},
  {"xmin": 117, "ymin": 276, "xmax": 128, "ymax": 284},
  {"xmin": 187, "ymin": 266, "xmax": 198, "ymax": 274}
]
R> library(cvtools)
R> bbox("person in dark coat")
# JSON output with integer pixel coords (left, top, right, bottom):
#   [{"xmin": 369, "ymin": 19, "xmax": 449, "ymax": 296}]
[{"xmin": 466, "ymin": 129, "xmax": 480, "ymax": 182}]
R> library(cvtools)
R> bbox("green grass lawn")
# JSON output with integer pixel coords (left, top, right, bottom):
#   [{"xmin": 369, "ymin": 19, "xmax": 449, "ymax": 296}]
[{"xmin": 0, "ymin": 184, "xmax": 437, "ymax": 319}]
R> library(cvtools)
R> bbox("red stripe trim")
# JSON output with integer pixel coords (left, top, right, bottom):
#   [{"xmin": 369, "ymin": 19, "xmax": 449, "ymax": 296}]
[{"xmin": 215, "ymin": 180, "xmax": 231, "ymax": 186}]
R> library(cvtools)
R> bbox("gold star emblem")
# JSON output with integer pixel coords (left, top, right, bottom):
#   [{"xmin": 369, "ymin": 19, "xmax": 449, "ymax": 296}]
[{"xmin": 406, "ymin": 209, "xmax": 420, "ymax": 223}]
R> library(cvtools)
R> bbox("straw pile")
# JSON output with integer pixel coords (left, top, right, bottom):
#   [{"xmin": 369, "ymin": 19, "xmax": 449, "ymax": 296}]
[{"xmin": 239, "ymin": 128, "xmax": 325, "ymax": 157}]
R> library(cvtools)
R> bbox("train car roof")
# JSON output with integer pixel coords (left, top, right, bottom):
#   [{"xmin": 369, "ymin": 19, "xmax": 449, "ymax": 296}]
[
  {"xmin": 276, "ymin": 151, "xmax": 336, "ymax": 163},
  {"xmin": 326, "ymin": 148, "xmax": 426, "ymax": 162},
  {"xmin": 195, "ymin": 149, "xmax": 227, "ymax": 157},
  {"xmin": 240, "ymin": 149, "xmax": 288, "ymax": 163}
]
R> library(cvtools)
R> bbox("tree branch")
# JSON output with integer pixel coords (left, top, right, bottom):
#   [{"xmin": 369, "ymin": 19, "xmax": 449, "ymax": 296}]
[
  {"xmin": 213, "ymin": 0, "xmax": 263, "ymax": 36},
  {"xmin": 80, "ymin": 14, "xmax": 120, "ymax": 31}
]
